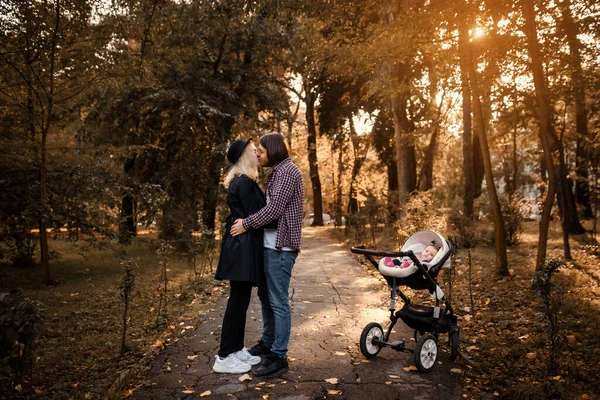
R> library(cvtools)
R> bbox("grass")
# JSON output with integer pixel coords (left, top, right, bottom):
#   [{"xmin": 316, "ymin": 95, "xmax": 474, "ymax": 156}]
[
  {"xmin": 0, "ymin": 232, "xmax": 224, "ymax": 399},
  {"xmin": 328, "ymin": 219, "xmax": 600, "ymax": 399}
]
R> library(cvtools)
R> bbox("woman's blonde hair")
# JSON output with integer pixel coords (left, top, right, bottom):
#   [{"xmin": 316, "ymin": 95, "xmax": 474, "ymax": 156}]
[{"xmin": 223, "ymin": 143, "xmax": 258, "ymax": 188}]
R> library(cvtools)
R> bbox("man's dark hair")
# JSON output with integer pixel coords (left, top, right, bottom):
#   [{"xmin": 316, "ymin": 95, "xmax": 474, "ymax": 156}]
[{"xmin": 260, "ymin": 133, "xmax": 289, "ymax": 167}]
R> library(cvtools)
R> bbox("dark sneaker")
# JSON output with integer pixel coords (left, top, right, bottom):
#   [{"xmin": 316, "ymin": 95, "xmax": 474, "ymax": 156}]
[
  {"xmin": 255, "ymin": 355, "xmax": 288, "ymax": 377},
  {"xmin": 248, "ymin": 340, "xmax": 271, "ymax": 356}
]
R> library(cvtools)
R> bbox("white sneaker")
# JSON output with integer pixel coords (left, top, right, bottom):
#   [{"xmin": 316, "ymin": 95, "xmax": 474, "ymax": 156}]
[
  {"xmin": 234, "ymin": 348, "xmax": 262, "ymax": 366},
  {"xmin": 212, "ymin": 353, "xmax": 251, "ymax": 374}
]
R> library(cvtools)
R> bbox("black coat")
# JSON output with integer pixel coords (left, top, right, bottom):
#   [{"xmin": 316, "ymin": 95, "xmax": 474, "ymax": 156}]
[{"xmin": 215, "ymin": 175, "xmax": 265, "ymax": 286}]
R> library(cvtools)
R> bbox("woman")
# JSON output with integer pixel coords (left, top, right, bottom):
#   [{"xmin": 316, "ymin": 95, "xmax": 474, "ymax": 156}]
[{"xmin": 213, "ymin": 138, "xmax": 265, "ymax": 374}]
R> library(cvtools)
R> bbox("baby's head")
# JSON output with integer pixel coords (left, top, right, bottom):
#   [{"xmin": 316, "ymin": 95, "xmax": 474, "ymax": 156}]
[{"xmin": 421, "ymin": 245, "xmax": 439, "ymax": 261}]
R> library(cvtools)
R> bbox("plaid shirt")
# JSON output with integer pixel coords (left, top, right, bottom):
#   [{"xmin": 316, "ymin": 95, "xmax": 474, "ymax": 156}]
[{"xmin": 242, "ymin": 158, "xmax": 304, "ymax": 250}]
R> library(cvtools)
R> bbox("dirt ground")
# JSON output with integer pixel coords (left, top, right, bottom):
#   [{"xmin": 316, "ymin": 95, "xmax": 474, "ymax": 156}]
[
  {"xmin": 1, "ymin": 220, "xmax": 599, "ymax": 399},
  {"xmin": 0, "ymin": 232, "xmax": 225, "ymax": 399}
]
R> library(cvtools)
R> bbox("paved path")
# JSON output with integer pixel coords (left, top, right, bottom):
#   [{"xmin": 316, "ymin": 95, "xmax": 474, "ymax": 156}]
[{"xmin": 132, "ymin": 227, "xmax": 462, "ymax": 399}]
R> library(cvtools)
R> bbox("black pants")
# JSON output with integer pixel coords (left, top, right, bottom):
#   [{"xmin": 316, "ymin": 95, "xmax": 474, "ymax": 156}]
[{"xmin": 218, "ymin": 280, "xmax": 253, "ymax": 358}]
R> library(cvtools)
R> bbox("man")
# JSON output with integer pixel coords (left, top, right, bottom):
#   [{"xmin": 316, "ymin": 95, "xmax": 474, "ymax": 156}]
[{"xmin": 230, "ymin": 132, "xmax": 304, "ymax": 377}]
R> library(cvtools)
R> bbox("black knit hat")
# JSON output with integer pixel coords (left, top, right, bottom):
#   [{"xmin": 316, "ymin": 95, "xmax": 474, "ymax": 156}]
[{"xmin": 226, "ymin": 138, "xmax": 252, "ymax": 164}]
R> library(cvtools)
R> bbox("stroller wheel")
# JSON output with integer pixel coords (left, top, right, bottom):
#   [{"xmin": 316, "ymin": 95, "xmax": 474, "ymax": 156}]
[
  {"xmin": 414, "ymin": 333, "xmax": 438, "ymax": 373},
  {"xmin": 449, "ymin": 327, "xmax": 459, "ymax": 362},
  {"xmin": 360, "ymin": 322, "xmax": 384, "ymax": 359}
]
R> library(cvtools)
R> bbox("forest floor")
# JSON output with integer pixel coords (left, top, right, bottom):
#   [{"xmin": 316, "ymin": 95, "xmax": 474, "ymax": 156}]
[
  {"xmin": 1, "ymin": 220, "xmax": 599, "ymax": 399},
  {"xmin": 329, "ymin": 219, "xmax": 600, "ymax": 400},
  {"xmin": 0, "ymin": 231, "xmax": 227, "ymax": 400}
]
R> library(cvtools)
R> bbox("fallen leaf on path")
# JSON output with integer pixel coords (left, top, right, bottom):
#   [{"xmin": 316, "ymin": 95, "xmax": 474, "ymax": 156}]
[
  {"xmin": 493, "ymin": 392, "xmax": 500, "ymax": 396},
  {"xmin": 199, "ymin": 390, "xmax": 211, "ymax": 397},
  {"xmin": 70, "ymin": 293, "xmax": 79, "ymax": 297},
  {"xmin": 551, "ymin": 376, "xmax": 562, "ymax": 381},
  {"xmin": 402, "ymin": 366, "xmax": 417, "ymax": 371},
  {"xmin": 182, "ymin": 390, "xmax": 194, "ymax": 394},
  {"xmin": 526, "ymin": 353, "xmax": 536, "ymax": 359},
  {"xmin": 334, "ymin": 352, "xmax": 346, "ymax": 356},
  {"xmin": 334, "ymin": 333, "xmax": 345, "ymax": 337},
  {"xmin": 239, "ymin": 374, "xmax": 252, "ymax": 382},
  {"xmin": 302, "ymin": 301, "xmax": 312, "ymax": 303},
  {"xmin": 327, "ymin": 390, "xmax": 342, "ymax": 395},
  {"xmin": 154, "ymin": 340, "xmax": 164, "ymax": 349},
  {"xmin": 187, "ymin": 355, "xmax": 198, "ymax": 361},
  {"xmin": 324, "ymin": 378, "xmax": 339, "ymax": 384},
  {"xmin": 120, "ymin": 389, "xmax": 133, "ymax": 398},
  {"xmin": 518, "ymin": 334, "xmax": 529, "ymax": 340},
  {"xmin": 262, "ymin": 394, "xmax": 269, "ymax": 399},
  {"xmin": 385, "ymin": 381, "xmax": 392, "ymax": 385},
  {"xmin": 389, "ymin": 375, "xmax": 400, "ymax": 378},
  {"xmin": 450, "ymin": 368, "xmax": 464, "ymax": 374}
]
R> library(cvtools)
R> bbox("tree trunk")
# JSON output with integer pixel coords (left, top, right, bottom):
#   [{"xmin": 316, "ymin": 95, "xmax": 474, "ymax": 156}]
[
  {"xmin": 559, "ymin": 0, "xmax": 592, "ymax": 219},
  {"xmin": 201, "ymin": 118, "xmax": 233, "ymax": 239},
  {"xmin": 347, "ymin": 116, "xmax": 369, "ymax": 215},
  {"xmin": 521, "ymin": 0, "xmax": 565, "ymax": 272},
  {"xmin": 304, "ymin": 80, "xmax": 324, "ymax": 226},
  {"xmin": 387, "ymin": 160, "xmax": 399, "ymax": 221},
  {"xmin": 40, "ymin": 0, "xmax": 61, "ymax": 285},
  {"xmin": 119, "ymin": 156, "xmax": 137, "ymax": 243},
  {"xmin": 462, "ymin": 18, "xmax": 509, "ymax": 276},
  {"xmin": 512, "ymin": 118, "xmax": 519, "ymax": 195},
  {"xmin": 335, "ymin": 135, "xmax": 344, "ymax": 225},
  {"xmin": 459, "ymin": 26, "xmax": 474, "ymax": 219},
  {"xmin": 418, "ymin": 124, "xmax": 439, "ymax": 191},
  {"xmin": 391, "ymin": 94, "xmax": 416, "ymax": 206},
  {"xmin": 418, "ymin": 58, "xmax": 441, "ymax": 192},
  {"xmin": 472, "ymin": 124, "xmax": 485, "ymax": 198}
]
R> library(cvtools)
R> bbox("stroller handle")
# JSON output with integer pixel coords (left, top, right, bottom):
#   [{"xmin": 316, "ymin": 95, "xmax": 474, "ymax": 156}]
[{"xmin": 351, "ymin": 246, "xmax": 418, "ymax": 262}]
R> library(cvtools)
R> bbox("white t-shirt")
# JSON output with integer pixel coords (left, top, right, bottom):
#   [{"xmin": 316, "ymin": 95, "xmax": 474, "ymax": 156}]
[{"xmin": 264, "ymin": 193, "xmax": 294, "ymax": 251}]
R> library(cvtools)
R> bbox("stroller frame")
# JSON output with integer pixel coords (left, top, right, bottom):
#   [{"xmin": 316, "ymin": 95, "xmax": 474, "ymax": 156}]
[{"xmin": 351, "ymin": 243, "xmax": 459, "ymax": 372}]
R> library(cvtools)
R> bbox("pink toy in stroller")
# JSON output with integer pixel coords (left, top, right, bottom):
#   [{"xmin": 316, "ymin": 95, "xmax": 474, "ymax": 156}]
[{"xmin": 351, "ymin": 230, "xmax": 459, "ymax": 372}]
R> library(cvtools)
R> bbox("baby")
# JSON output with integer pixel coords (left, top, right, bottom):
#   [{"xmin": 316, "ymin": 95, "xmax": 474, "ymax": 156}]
[{"xmin": 384, "ymin": 244, "xmax": 439, "ymax": 269}]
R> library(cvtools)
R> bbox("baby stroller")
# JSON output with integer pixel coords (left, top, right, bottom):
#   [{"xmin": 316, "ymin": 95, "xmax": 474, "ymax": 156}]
[{"xmin": 351, "ymin": 230, "xmax": 459, "ymax": 372}]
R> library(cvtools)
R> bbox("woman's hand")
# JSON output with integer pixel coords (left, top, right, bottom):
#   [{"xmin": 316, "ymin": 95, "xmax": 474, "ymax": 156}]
[{"xmin": 231, "ymin": 219, "xmax": 247, "ymax": 236}]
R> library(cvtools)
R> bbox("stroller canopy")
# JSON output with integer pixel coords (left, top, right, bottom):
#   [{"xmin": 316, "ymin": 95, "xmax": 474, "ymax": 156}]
[{"xmin": 401, "ymin": 230, "xmax": 452, "ymax": 269}]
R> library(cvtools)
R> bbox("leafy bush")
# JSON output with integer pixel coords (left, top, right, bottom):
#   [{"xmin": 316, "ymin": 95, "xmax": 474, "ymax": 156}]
[
  {"xmin": 396, "ymin": 191, "xmax": 448, "ymax": 244},
  {"xmin": 0, "ymin": 290, "xmax": 38, "ymax": 393},
  {"xmin": 0, "ymin": 216, "xmax": 37, "ymax": 268},
  {"xmin": 501, "ymin": 193, "xmax": 529, "ymax": 246}
]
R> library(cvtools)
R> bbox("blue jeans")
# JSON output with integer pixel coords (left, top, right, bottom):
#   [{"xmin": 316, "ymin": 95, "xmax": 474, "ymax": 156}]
[{"xmin": 258, "ymin": 248, "xmax": 297, "ymax": 358}]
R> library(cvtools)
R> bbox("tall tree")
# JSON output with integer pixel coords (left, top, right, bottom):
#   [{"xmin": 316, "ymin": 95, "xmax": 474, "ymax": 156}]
[
  {"xmin": 0, "ymin": 0, "xmax": 98, "ymax": 283},
  {"xmin": 459, "ymin": 24, "xmax": 475, "ymax": 219},
  {"xmin": 303, "ymin": 75, "xmax": 324, "ymax": 226},
  {"xmin": 558, "ymin": 0, "xmax": 593, "ymax": 218},
  {"xmin": 521, "ymin": 0, "xmax": 570, "ymax": 270},
  {"xmin": 460, "ymin": 9, "xmax": 509, "ymax": 276}
]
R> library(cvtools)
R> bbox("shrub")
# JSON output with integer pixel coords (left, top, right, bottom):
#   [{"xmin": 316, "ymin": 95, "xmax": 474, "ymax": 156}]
[
  {"xmin": 0, "ymin": 290, "xmax": 38, "ymax": 393},
  {"xmin": 396, "ymin": 191, "xmax": 448, "ymax": 244},
  {"xmin": 501, "ymin": 193, "xmax": 529, "ymax": 246}
]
